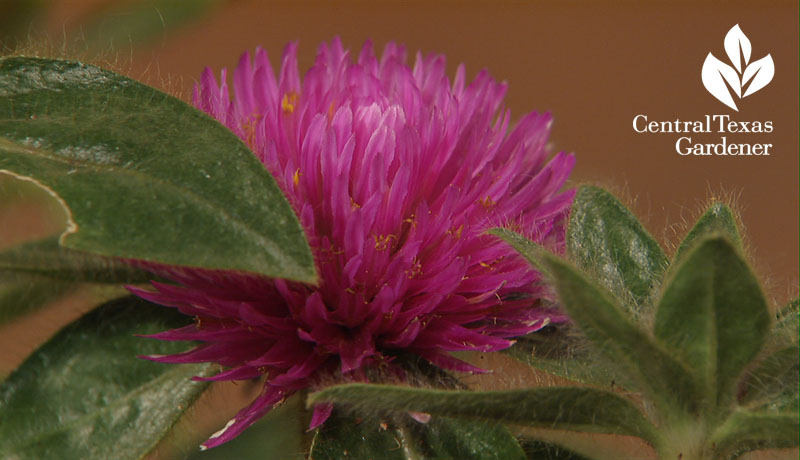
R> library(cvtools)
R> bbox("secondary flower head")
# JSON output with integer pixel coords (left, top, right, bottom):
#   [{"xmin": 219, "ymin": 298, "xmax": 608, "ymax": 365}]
[{"xmin": 131, "ymin": 38, "xmax": 574, "ymax": 449}]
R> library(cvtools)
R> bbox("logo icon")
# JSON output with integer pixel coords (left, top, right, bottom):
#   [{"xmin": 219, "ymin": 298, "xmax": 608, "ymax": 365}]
[{"xmin": 702, "ymin": 24, "xmax": 774, "ymax": 111}]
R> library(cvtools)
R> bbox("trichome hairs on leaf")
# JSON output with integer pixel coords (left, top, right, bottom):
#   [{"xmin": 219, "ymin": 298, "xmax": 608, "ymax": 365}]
[
  {"xmin": 2, "ymin": 31, "xmax": 188, "ymax": 104},
  {"xmin": 665, "ymin": 188, "xmax": 745, "ymax": 252},
  {"xmin": 566, "ymin": 181, "xmax": 665, "ymax": 325}
]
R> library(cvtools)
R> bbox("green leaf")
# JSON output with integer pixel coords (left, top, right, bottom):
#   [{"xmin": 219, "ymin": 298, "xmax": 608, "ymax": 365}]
[
  {"xmin": 0, "ymin": 57, "xmax": 316, "ymax": 284},
  {"xmin": 654, "ymin": 237, "xmax": 771, "ymax": 411},
  {"xmin": 774, "ymin": 299, "xmax": 799, "ymax": 340},
  {"xmin": 673, "ymin": 202, "xmax": 742, "ymax": 263},
  {"xmin": 188, "ymin": 395, "xmax": 306, "ymax": 460},
  {"xmin": 517, "ymin": 439, "xmax": 594, "ymax": 460},
  {"xmin": 309, "ymin": 407, "xmax": 526, "ymax": 460},
  {"xmin": 531, "ymin": 246, "xmax": 701, "ymax": 416},
  {"xmin": 488, "ymin": 230, "xmax": 618, "ymax": 387},
  {"xmin": 710, "ymin": 410, "xmax": 799, "ymax": 457},
  {"xmin": 502, "ymin": 326, "xmax": 617, "ymax": 388},
  {"xmin": 0, "ymin": 273, "xmax": 73, "ymax": 326},
  {"xmin": 739, "ymin": 345, "xmax": 799, "ymax": 412},
  {"xmin": 407, "ymin": 417, "xmax": 526, "ymax": 460},
  {"xmin": 309, "ymin": 384, "xmax": 660, "ymax": 446},
  {"xmin": 0, "ymin": 296, "xmax": 214, "ymax": 460},
  {"xmin": 489, "ymin": 228, "xmax": 551, "ymax": 275},
  {"xmin": 565, "ymin": 186, "xmax": 667, "ymax": 310},
  {"xmin": 0, "ymin": 236, "xmax": 153, "ymax": 283},
  {"xmin": 309, "ymin": 410, "xmax": 408, "ymax": 460}
]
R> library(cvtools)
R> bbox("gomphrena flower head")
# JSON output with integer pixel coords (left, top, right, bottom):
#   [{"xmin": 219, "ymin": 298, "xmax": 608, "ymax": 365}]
[{"xmin": 130, "ymin": 38, "xmax": 575, "ymax": 448}]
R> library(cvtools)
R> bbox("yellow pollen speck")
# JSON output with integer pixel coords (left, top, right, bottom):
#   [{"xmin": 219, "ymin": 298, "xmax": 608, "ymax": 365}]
[
  {"xmin": 328, "ymin": 101, "xmax": 336, "ymax": 121},
  {"xmin": 240, "ymin": 113, "xmax": 261, "ymax": 146},
  {"xmin": 479, "ymin": 196, "xmax": 497, "ymax": 210},
  {"xmin": 373, "ymin": 234, "xmax": 397, "ymax": 251},
  {"xmin": 281, "ymin": 92, "xmax": 298, "ymax": 113},
  {"xmin": 293, "ymin": 169, "xmax": 301, "ymax": 186},
  {"xmin": 447, "ymin": 224, "xmax": 464, "ymax": 239},
  {"xmin": 405, "ymin": 258, "xmax": 423, "ymax": 279},
  {"xmin": 403, "ymin": 215, "xmax": 417, "ymax": 229}
]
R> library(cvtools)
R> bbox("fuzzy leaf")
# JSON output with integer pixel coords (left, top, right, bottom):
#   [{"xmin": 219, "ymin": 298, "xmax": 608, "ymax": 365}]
[
  {"xmin": 0, "ymin": 273, "xmax": 72, "ymax": 326},
  {"xmin": 308, "ymin": 410, "xmax": 410, "ymax": 460},
  {"xmin": 739, "ymin": 345, "xmax": 799, "ymax": 412},
  {"xmin": 0, "ymin": 57, "xmax": 316, "ymax": 284},
  {"xmin": 711, "ymin": 410, "xmax": 799, "ymax": 456},
  {"xmin": 0, "ymin": 296, "xmax": 213, "ymax": 460},
  {"xmin": 407, "ymin": 416, "xmax": 526, "ymax": 460},
  {"xmin": 399, "ymin": 416, "xmax": 525, "ymax": 460},
  {"xmin": 531, "ymin": 246, "xmax": 701, "ymax": 415},
  {"xmin": 654, "ymin": 237, "xmax": 770, "ymax": 410},
  {"xmin": 492, "ymin": 228, "xmax": 619, "ymax": 388},
  {"xmin": 502, "ymin": 326, "xmax": 617, "ymax": 389},
  {"xmin": 673, "ymin": 202, "xmax": 742, "ymax": 263},
  {"xmin": 309, "ymin": 408, "xmax": 525, "ymax": 460},
  {"xmin": 518, "ymin": 439, "xmax": 594, "ymax": 460},
  {"xmin": 490, "ymin": 227, "xmax": 551, "ymax": 274},
  {"xmin": 0, "ymin": 236, "xmax": 153, "ymax": 283},
  {"xmin": 564, "ymin": 186, "xmax": 666, "ymax": 311},
  {"xmin": 309, "ymin": 384, "xmax": 659, "ymax": 445},
  {"xmin": 775, "ymin": 299, "xmax": 799, "ymax": 337}
]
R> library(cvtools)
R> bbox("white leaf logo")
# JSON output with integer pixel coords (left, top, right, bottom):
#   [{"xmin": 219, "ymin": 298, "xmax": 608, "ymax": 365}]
[
  {"xmin": 702, "ymin": 24, "xmax": 774, "ymax": 111},
  {"xmin": 742, "ymin": 54, "xmax": 775, "ymax": 97},
  {"xmin": 724, "ymin": 24, "xmax": 751, "ymax": 72}
]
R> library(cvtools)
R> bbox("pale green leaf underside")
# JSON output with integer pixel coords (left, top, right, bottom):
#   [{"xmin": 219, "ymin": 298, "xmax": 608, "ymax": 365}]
[
  {"xmin": 0, "ymin": 272, "xmax": 72, "ymax": 326},
  {"xmin": 0, "ymin": 236, "xmax": 152, "ymax": 283},
  {"xmin": 501, "ymin": 327, "xmax": 617, "ymax": 389},
  {"xmin": 711, "ymin": 410, "xmax": 799, "ymax": 456},
  {"xmin": 654, "ymin": 237, "xmax": 770, "ymax": 410},
  {"xmin": 309, "ymin": 384, "xmax": 659, "ymax": 445}
]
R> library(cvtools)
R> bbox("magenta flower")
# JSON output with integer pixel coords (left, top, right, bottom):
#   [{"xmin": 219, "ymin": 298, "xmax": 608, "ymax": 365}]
[{"xmin": 130, "ymin": 38, "xmax": 574, "ymax": 449}]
